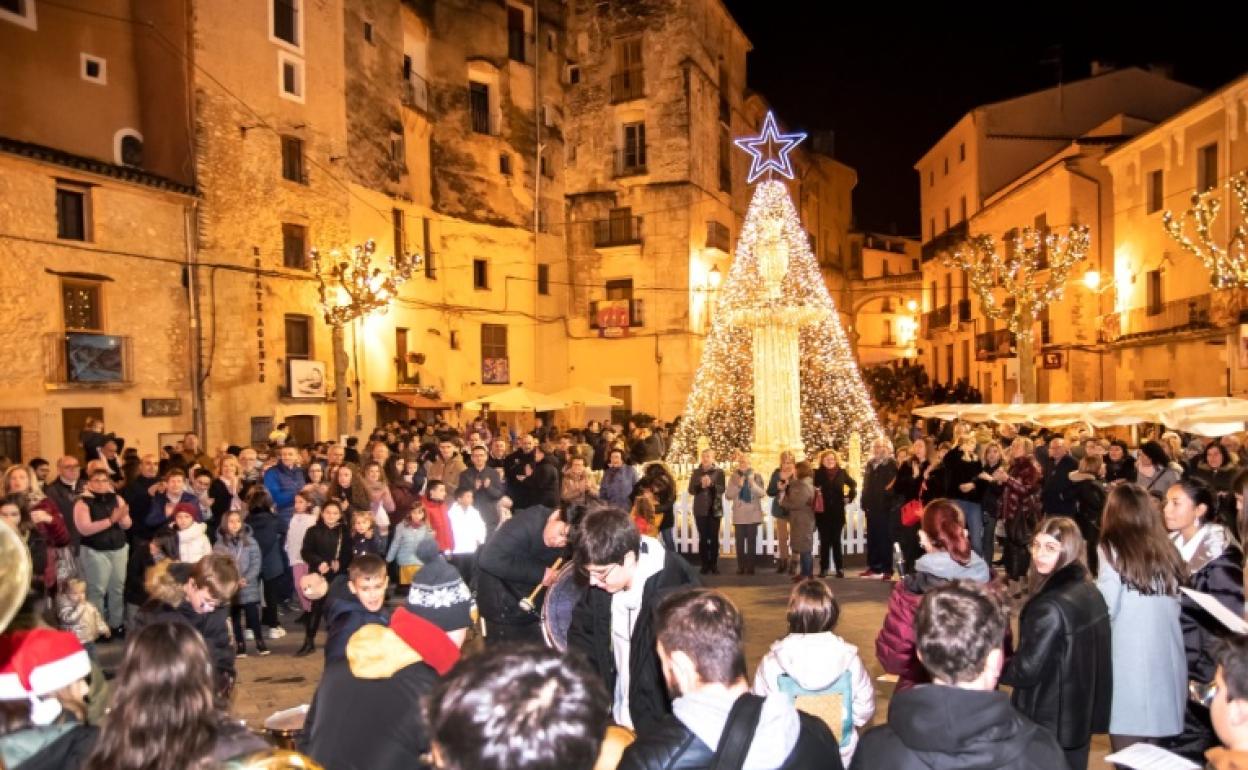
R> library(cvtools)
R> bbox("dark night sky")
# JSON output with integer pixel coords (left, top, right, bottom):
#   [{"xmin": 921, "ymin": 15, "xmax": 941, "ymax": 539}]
[{"xmin": 719, "ymin": 7, "xmax": 1248, "ymax": 235}]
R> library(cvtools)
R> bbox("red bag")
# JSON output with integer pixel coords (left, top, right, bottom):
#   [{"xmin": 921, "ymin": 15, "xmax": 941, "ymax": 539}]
[
  {"xmin": 813, "ymin": 488, "xmax": 824, "ymax": 514},
  {"xmin": 900, "ymin": 482, "xmax": 926, "ymax": 527}
]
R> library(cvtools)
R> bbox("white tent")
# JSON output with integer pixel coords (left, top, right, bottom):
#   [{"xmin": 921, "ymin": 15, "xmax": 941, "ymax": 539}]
[{"xmin": 912, "ymin": 398, "xmax": 1248, "ymax": 437}]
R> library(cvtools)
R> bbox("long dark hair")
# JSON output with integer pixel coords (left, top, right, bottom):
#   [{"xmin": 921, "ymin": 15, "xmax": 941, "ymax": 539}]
[
  {"xmin": 1100, "ymin": 483, "xmax": 1186, "ymax": 595},
  {"xmin": 84, "ymin": 622, "xmax": 220, "ymax": 770}
]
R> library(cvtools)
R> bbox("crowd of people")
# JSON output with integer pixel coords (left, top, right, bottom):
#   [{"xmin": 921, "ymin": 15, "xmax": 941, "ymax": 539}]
[{"xmin": 5, "ymin": 412, "xmax": 1248, "ymax": 770}]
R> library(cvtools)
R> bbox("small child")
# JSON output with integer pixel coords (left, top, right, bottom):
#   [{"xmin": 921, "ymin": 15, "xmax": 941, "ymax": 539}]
[
  {"xmin": 297, "ymin": 501, "xmax": 349, "ymax": 657},
  {"xmin": 213, "ymin": 510, "xmax": 269, "ymax": 657},
  {"xmin": 422, "ymin": 481, "xmax": 452, "ymax": 554},
  {"xmin": 350, "ymin": 509, "xmax": 383, "ymax": 560},
  {"xmin": 287, "ymin": 490, "xmax": 318, "ymax": 614},
  {"xmin": 174, "ymin": 502, "xmax": 212, "ymax": 564},
  {"xmin": 631, "ymin": 490, "xmax": 659, "ymax": 537},
  {"xmin": 446, "ymin": 487, "xmax": 486, "ymax": 586},
  {"xmin": 56, "ymin": 577, "xmax": 110, "ymax": 655},
  {"xmin": 386, "ymin": 502, "xmax": 433, "ymax": 587},
  {"xmin": 323, "ymin": 553, "xmax": 391, "ymax": 663},
  {"xmin": 752, "ymin": 579, "xmax": 875, "ymax": 768}
]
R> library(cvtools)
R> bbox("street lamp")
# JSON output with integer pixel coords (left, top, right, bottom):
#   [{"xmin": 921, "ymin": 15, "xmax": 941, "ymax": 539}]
[
  {"xmin": 311, "ymin": 239, "xmax": 423, "ymax": 435},
  {"xmin": 1082, "ymin": 269, "xmax": 1101, "ymax": 291}
]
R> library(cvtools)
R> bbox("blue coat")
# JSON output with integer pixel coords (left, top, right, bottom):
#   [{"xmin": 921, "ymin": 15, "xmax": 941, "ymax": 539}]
[
  {"xmin": 214, "ymin": 526, "xmax": 262, "ymax": 604},
  {"xmin": 247, "ymin": 509, "xmax": 287, "ymax": 580},
  {"xmin": 264, "ymin": 463, "xmax": 306, "ymax": 518},
  {"xmin": 386, "ymin": 522, "xmax": 433, "ymax": 566}
]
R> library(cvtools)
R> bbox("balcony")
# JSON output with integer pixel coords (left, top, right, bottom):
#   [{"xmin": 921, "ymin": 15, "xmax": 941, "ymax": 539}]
[
  {"xmin": 957, "ymin": 298, "xmax": 972, "ymax": 323},
  {"xmin": 1100, "ymin": 294, "xmax": 1214, "ymax": 344},
  {"xmin": 593, "ymin": 215, "xmax": 643, "ymax": 248},
  {"xmin": 921, "ymin": 305, "xmax": 952, "ymax": 339},
  {"xmin": 613, "ymin": 147, "xmax": 648, "ymax": 178},
  {"xmin": 610, "ymin": 69, "xmax": 645, "ymax": 103},
  {"xmin": 45, "ymin": 332, "xmax": 134, "ymax": 390},
  {"xmin": 976, "ymin": 329, "xmax": 1016, "ymax": 361},
  {"xmin": 921, "ymin": 220, "xmax": 969, "ymax": 262},
  {"xmin": 401, "ymin": 73, "xmax": 429, "ymax": 112},
  {"xmin": 589, "ymin": 299, "xmax": 645, "ymax": 330}
]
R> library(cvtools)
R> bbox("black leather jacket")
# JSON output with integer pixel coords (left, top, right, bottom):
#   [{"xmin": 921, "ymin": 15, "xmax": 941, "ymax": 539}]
[{"xmin": 619, "ymin": 709, "xmax": 843, "ymax": 770}]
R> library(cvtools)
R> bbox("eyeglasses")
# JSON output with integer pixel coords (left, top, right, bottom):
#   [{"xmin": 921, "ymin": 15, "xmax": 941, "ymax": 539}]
[
  {"xmin": 581, "ymin": 563, "xmax": 618, "ymax": 584},
  {"xmin": 1190, "ymin": 680, "xmax": 1217, "ymax": 708}
]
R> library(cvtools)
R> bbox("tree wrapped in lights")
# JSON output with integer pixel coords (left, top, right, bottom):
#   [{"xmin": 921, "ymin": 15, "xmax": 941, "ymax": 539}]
[
  {"xmin": 666, "ymin": 178, "xmax": 881, "ymax": 466},
  {"xmin": 311, "ymin": 239, "xmax": 422, "ymax": 434},
  {"xmin": 945, "ymin": 225, "xmax": 1089, "ymax": 403},
  {"xmin": 1163, "ymin": 170, "xmax": 1248, "ymax": 289}
]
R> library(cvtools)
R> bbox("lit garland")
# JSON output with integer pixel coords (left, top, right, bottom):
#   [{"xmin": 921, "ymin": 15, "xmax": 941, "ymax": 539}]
[
  {"xmin": 310, "ymin": 239, "xmax": 423, "ymax": 327},
  {"xmin": 944, "ymin": 225, "xmax": 1090, "ymax": 341},
  {"xmin": 666, "ymin": 179, "xmax": 882, "ymax": 463},
  {"xmin": 1162, "ymin": 170, "xmax": 1248, "ymax": 289}
]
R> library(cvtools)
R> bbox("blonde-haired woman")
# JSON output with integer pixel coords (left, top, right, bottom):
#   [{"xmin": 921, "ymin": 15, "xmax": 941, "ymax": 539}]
[{"xmin": 767, "ymin": 451, "xmax": 797, "ymax": 574}]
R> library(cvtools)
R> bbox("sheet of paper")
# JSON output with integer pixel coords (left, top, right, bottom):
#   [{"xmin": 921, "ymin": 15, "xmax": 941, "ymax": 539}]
[
  {"xmin": 1103, "ymin": 743, "xmax": 1199, "ymax": 770},
  {"xmin": 1181, "ymin": 586, "xmax": 1248, "ymax": 634}
]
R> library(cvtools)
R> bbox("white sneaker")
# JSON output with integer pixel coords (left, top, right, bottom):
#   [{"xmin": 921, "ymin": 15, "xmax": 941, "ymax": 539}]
[
  {"xmin": 266, "ymin": 626, "xmax": 287, "ymax": 639},
  {"xmin": 244, "ymin": 629, "xmax": 254, "ymax": 641}
]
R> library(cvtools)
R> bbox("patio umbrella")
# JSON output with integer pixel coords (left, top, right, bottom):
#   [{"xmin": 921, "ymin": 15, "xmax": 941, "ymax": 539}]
[
  {"xmin": 548, "ymin": 386, "xmax": 624, "ymax": 407},
  {"xmin": 463, "ymin": 386, "xmax": 570, "ymax": 412}
]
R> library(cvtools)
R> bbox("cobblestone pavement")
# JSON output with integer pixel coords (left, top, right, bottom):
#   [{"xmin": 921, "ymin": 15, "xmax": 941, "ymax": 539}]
[{"xmin": 98, "ymin": 552, "xmax": 1113, "ymax": 766}]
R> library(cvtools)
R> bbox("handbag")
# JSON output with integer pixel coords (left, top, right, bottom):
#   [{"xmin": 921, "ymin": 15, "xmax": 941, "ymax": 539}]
[
  {"xmin": 900, "ymin": 482, "xmax": 926, "ymax": 528},
  {"xmin": 813, "ymin": 487, "xmax": 824, "ymax": 514}
]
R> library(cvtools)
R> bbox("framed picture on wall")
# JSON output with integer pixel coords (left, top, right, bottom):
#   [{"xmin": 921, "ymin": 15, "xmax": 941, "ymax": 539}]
[
  {"xmin": 482, "ymin": 357, "xmax": 510, "ymax": 385},
  {"xmin": 288, "ymin": 360, "xmax": 327, "ymax": 399},
  {"xmin": 142, "ymin": 398, "xmax": 182, "ymax": 417}
]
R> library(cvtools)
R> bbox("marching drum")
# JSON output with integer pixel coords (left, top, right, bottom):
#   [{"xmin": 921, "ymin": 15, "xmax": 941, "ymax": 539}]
[
  {"xmin": 262, "ymin": 705, "xmax": 309, "ymax": 751},
  {"xmin": 540, "ymin": 563, "xmax": 585, "ymax": 651}
]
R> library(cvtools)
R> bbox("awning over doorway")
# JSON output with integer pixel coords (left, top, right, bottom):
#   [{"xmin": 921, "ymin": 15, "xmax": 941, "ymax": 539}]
[{"xmin": 373, "ymin": 392, "xmax": 451, "ymax": 410}]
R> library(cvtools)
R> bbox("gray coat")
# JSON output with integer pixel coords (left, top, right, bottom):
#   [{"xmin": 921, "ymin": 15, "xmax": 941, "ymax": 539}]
[
  {"xmin": 725, "ymin": 469, "xmax": 766, "ymax": 526},
  {"xmin": 214, "ymin": 526, "xmax": 262, "ymax": 604},
  {"xmin": 780, "ymin": 477, "xmax": 816, "ymax": 553},
  {"xmin": 687, "ymin": 465, "xmax": 726, "ymax": 518},
  {"xmin": 1095, "ymin": 547, "xmax": 1186, "ymax": 737}
]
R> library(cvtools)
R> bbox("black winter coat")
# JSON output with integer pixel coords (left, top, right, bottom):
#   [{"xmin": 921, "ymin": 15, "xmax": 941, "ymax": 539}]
[
  {"xmin": 977, "ymin": 460, "xmax": 1005, "ymax": 516},
  {"xmin": 302, "ymin": 522, "xmax": 351, "ymax": 579},
  {"xmin": 1182, "ymin": 538, "xmax": 1245, "ymax": 685},
  {"xmin": 528, "ymin": 456, "xmax": 562, "ymax": 510},
  {"xmin": 943, "ymin": 451, "xmax": 983, "ymax": 503},
  {"xmin": 861, "ymin": 459, "xmax": 898, "ymax": 515},
  {"xmin": 999, "ymin": 562, "xmax": 1112, "ymax": 748},
  {"xmin": 1103, "ymin": 455, "xmax": 1137, "ymax": 484},
  {"xmin": 812, "ymin": 467, "xmax": 857, "ymax": 519},
  {"xmin": 1040, "ymin": 455, "xmax": 1078, "ymax": 514},
  {"xmin": 618, "ymin": 700, "xmax": 843, "ymax": 770},
  {"xmin": 132, "ymin": 598, "xmax": 236, "ymax": 690},
  {"xmin": 566, "ymin": 545, "xmax": 698, "ymax": 735},
  {"xmin": 476, "ymin": 506, "xmax": 563, "ymax": 628},
  {"xmin": 849, "ymin": 685, "xmax": 1067, "ymax": 770},
  {"xmin": 1070, "ymin": 476, "xmax": 1107, "ymax": 533},
  {"xmin": 247, "ymin": 508, "xmax": 286, "ymax": 580}
]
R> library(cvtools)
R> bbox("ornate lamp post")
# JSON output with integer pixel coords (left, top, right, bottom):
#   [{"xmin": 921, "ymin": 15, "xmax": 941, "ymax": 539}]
[{"xmin": 311, "ymin": 239, "xmax": 422, "ymax": 435}]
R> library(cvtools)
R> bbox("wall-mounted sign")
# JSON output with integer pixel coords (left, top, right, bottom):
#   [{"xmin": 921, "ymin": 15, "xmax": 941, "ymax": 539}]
[
  {"xmin": 482, "ymin": 357, "xmax": 510, "ymax": 385},
  {"xmin": 141, "ymin": 398, "xmax": 182, "ymax": 417},
  {"xmin": 1042, "ymin": 352, "xmax": 1063, "ymax": 370},
  {"xmin": 289, "ymin": 360, "xmax": 327, "ymax": 398}
]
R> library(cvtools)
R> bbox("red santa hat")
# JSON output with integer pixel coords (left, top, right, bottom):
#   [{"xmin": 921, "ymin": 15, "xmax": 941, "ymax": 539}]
[{"xmin": 0, "ymin": 629, "xmax": 91, "ymax": 725}]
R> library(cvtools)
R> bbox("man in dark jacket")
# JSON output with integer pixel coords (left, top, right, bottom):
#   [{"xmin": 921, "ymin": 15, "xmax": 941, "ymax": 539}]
[
  {"xmin": 505, "ymin": 434, "xmax": 539, "ymax": 509},
  {"xmin": 592, "ymin": 428, "xmax": 618, "ymax": 472},
  {"xmin": 44, "ymin": 456, "xmax": 84, "ymax": 545},
  {"xmin": 458, "ymin": 445, "xmax": 507, "ymax": 532},
  {"xmin": 851, "ymin": 581, "xmax": 1066, "ymax": 769},
  {"xmin": 477, "ymin": 505, "xmax": 569, "ymax": 646},
  {"xmin": 567, "ymin": 508, "xmax": 698, "ymax": 734},
  {"xmin": 527, "ymin": 445, "xmax": 562, "ymax": 510},
  {"xmin": 618, "ymin": 588, "xmax": 843, "ymax": 770},
  {"xmin": 687, "ymin": 450, "xmax": 725, "ymax": 575},
  {"xmin": 1041, "ymin": 437, "xmax": 1078, "ymax": 516},
  {"xmin": 860, "ymin": 438, "xmax": 898, "ymax": 578}
]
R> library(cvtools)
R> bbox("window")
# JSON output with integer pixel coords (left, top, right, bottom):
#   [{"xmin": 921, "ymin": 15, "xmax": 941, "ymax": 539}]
[
  {"xmin": 718, "ymin": 126, "xmax": 732, "ymax": 192},
  {"xmin": 499, "ymin": 153, "xmax": 512, "ymax": 175},
  {"xmin": 943, "ymin": 208, "xmax": 950, "ymax": 231},
  {"xmin": 278, "ymin": 52, "xmax": 304, "ymax": 101},
  {"xmin": 396, "ymin": 327, "xmax": 411, "ymax": 382},
  {"xmin": 943, "ymin": 157, "xmax": 949, "ymax": 176},
  {"xmin": 392, "ymin": 209, "xmax": 405, "ymax": 256},
  {"xmin": 116, "ymin": 130, "xmax": 143, "ymax": 167},
  {"xmin": 808, "ymin": 232, "xmax": 817, "ymax": 257},
  {"xmin": 546, "ymin": 30, "xmax": 555, "ymax": 52},
  {"xmin": 0, "ymin": 427, "xmax": 20, "ymax": 464},
  {"xmin": 928, "ymin": 218, "xmax": 935, "ymax": 241},
  {"xmin": 282, "ymin": 223, "xmax": 307, "ymax": 269},
  {"xmin": 961, "ymin": 339, "xmax": 971, "ymax": 379},
  {"xmin": 80, "ymin": 54, "xmax": 106, "ymax": 84},
  {"xmin": 1147, "ymin": 169, "xmax": 1164, "ymax": 214},
  {"xmin": 944, "ymin": 273, "xmax": 952, "ymax": 307},
  {"xmin": 706, "ymin": 220, "xmax": 730, "ymax": 253},
  {"xmin": 883, "ymin": 319, "xmax": 894, "ymax": 345},
  {"xmin": 606, "ymin": 278, "xmax": 633, "ymax": 301},
  {"xmin": 566, "ymin": 64, "xmax": 580, "ymax": 85},
  {"xmin": 272, "ymin": 0, "xmax": 300, "ymax": 48},
  {"xmin": 928, "ymin": 170, "xmax": 933, "ymax": 187},
  {"xmin": 620, "ymin": 121, "xmax": 646, "ymax": 173},
  {"xmin": 507, "ymin": 5, "xmax": 526, "ymax": 63},
  {"xmin": 423, "ymin": 217, "xmax": 436, "ymax": 279},
  {"xmin": 1034, "ymin": 212, "xmax": 1049, "ymax": 268},
  {"xmin": 613, "ymin": 36, "xmax": 643, "ymax": 101},
  {"xmin": 284, "ymin": 314, "xmax": 312, "ymax": 360},
  {"xmin": 390, "ymin": 132, "xmax": 405, "ymax": 170},
  {"xmin": 481, "ymin": 323, "xmax": 508, "ymax": 362},
  {"xmin": 1198, "ymin": 143, "xmax": 1218, "ymax": 193},
  {"xmin": 1147, "ymin": 270, "xmax": 1163, "ymax": 315},
  {"xmin": 540, "ymin": 152, "xmax": 552, "ymax": 178},
  {"xmin": 959, "ymin": 195, "xmax": 967, "ymax": 223},
  {"xmin": 882, "ymin": 262, "xmax": 890, "ymax": 277},
  {"xmin": 959, "ymin": 142, "xmax": 966, "ymax": 162},
  {"xmin": 363, "ymin": 21, "xmax": 372, "ymax": 43},
  {"xmin": 281, "ymin": 135, "xmax": 305, "ymax": 183},
  {"xmin": 945, "ymin": 344, "xmax": 954, "ymax": 383},
  {"xmin": 473, "ymin": 259, "xmax": 489, "ymax": 290},
  {"xmin": 537, "ymin": 264, "xmax": 550, "ymax": 295},
  {"xmin": 0, "ymin": 0, "xmax": 36, "ymax": 30},
  {"xmin": 469, "ymin": 81, "xmax": 491, "ymax": 134},
  {"xmin": 61, "ymin": 279, "xmax": 102, "ymax": 331},
  {"xmin": 56, "ymin": 182, "xmax": 90, "ymax": 241}
]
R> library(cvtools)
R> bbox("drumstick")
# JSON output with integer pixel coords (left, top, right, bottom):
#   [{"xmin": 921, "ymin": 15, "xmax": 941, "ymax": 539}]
[{"xmin": 519, "ymin": 557, "xmax": 563, "ymax": 614}]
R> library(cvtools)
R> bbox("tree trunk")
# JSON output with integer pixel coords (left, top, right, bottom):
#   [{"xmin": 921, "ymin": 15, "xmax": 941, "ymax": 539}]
[
  {"xmin": 1017, "ymin": 330, "xmax": 1037, "ymax": 404},
  {"xmin": 332, "ymin": 323, "xmax": 350, "ymax": 439}
]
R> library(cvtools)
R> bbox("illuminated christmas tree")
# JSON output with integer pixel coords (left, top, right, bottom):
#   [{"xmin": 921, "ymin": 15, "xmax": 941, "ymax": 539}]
[{"xmin": 667, "ymin": 113, "xmax": 880, "ymax": 467}]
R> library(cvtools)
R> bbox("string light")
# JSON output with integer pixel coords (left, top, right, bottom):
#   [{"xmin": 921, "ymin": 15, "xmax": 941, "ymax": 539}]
[
  {"xmin": 733, "ymin": 111, "xmax": 807, "ymax": 184},
  {"xmin": 310, "ymin": 240, "xmax": 423, "ymax": 327},
  {"xmin": 944, "ymin": 225, "xmax": 1090, "ymax": 339},
  {"xmin": 1162, "ymin": 170, "xmax": 1248, "ymax": 289},
  {"xmin": 667, "ymin": 179, "xmax": 882, "ymax": 463}
]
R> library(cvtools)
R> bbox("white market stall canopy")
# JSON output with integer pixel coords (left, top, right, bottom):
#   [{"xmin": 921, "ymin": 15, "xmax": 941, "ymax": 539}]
[
  {"xmin": 547, "ymin": 386, "xmax": 624, "ymax": 408},
  {"xmin": 911, "ymin": 398, "xmax": 1248, "ymax": 437},
  {"xmin": 463, "ymin": 386, "xmax": 570, "ymax": 413}
]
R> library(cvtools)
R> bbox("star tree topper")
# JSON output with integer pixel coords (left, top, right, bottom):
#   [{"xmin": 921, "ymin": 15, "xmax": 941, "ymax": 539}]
[{"xmin": 734, "ymin": 111, "xmax": 807, "ymax": 184}]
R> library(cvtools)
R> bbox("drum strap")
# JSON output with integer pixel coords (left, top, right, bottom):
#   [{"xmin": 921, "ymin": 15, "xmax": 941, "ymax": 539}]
[{"xmin": 709, "ymin": 694, "xmax": 764, "ymax": 770}]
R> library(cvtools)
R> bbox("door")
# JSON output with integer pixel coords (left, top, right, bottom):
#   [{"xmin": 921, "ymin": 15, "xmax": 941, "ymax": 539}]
[
  {"xmin": 62, "ymin": 407, "xmax": 103, "ymax": 462},
  {"xmin": 609, "ymin": 385, "xmax": 632, "ymax": 427},
  {"xmin": 285, "ymin": 415, "xmax": 317, "ymax": 448}
]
